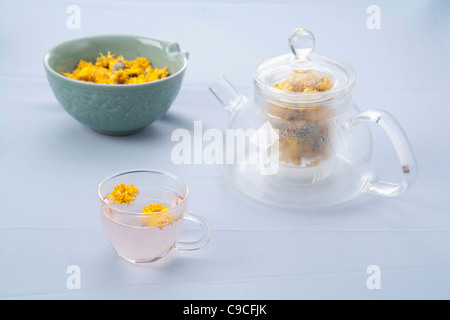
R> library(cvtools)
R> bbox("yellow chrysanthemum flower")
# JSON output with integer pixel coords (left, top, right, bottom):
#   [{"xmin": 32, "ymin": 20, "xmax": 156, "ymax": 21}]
[
  {"xmin": 273, "ymin": 69, "xmax": 333, "ymax": 92},
  {"xmin": 141, "ymin": 203, "xmax": 180, "ymax": 230},
  {"xmin": 107, "ymin": 183, "xmax": 140, "ymax": 205},
  {"xmin": 142, "ymin": 203, "xmax": 169, "ymax": 213},
  {"xmin": 63, "ymin": 52, "xmax": 169, "ymax": 84}
]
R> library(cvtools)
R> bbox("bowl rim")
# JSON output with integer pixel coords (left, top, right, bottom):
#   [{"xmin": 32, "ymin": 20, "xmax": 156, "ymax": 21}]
[{"xmin": 43, "ymin": 34, "xmax": 188, "ymax": 88}]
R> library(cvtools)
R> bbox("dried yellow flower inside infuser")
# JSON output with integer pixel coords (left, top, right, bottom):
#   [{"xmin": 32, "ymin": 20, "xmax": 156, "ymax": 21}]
[
  {"xmin": 141, "ymin": 203, "xmax": 180, "ymax": 230},
  {"xmin": 273, "ymin": 69, "xmax": 333, "ymax": 93},
  {"xmin": 108, "ymin": 183, "xmax": 140, "ymax": 205},
  {"xmin": 63, "ymin": 52, "xmax": 169, "ymax": 84},
  {"xmin": 268, "ymin": 69, "xmax": 335, "ymax": 167}
]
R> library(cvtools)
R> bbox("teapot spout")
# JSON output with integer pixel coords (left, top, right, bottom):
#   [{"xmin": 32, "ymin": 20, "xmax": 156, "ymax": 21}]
[{"xmin": 209, "ymin": 75, "xmax": 245, "ymax": 114}]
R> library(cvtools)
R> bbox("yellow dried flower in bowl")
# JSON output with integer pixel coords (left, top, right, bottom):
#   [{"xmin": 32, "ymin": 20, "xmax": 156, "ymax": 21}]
[{"xmin": 63, "ymin": 51, "xmax": 169, "ymax": 84}]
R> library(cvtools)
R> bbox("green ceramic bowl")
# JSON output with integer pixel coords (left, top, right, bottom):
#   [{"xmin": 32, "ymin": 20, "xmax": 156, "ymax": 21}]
[{"xmin": 44, "ymin": 34, "xmax": 188, "ymax": 135}]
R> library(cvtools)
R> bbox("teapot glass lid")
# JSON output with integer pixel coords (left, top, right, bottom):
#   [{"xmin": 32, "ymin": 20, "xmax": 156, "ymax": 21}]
[{"xmin": 253, "ymin": 28, "xmax": 356, "ymax": 102}]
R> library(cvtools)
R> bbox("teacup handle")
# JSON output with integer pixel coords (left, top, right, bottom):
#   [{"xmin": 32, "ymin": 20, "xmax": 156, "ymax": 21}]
[
  {"xmin": 346, "ymin": 109, "xmax": 418, "ymax": 197},
  {"xmin": 176, "ymin": 211, "xmax": 211, "ymax": 251}
]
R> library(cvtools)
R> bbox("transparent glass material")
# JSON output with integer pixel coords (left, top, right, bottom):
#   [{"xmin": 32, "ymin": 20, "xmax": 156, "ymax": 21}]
[
  {"xmin": 209, "ymin": 28, "xmax": 417, "ymax": 209},
  {"xmin": 98, "ymin": 170, "xmax": 211, "ymax": 264}
]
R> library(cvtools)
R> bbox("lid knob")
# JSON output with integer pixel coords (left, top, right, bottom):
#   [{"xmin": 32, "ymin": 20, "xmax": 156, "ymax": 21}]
[{"xmin": 289, "ymin": 28, "xmax": 315, "ymax": 62}]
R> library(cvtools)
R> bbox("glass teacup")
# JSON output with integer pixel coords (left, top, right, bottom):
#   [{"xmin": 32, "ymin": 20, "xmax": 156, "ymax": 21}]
[{"xmin": 98, "ymin": 170, "xmax": 211, "ymax": 264}]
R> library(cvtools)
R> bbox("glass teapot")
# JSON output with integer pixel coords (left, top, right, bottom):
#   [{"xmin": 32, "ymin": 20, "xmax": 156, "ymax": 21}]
[{"xmin": 209, "ymin": 28, "xmax": 417, "ymax": 208}]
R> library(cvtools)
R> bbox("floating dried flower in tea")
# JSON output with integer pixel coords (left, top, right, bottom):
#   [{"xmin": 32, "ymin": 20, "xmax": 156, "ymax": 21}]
[{"xmin": 107, "ymin": 183, "xmax": 140, "ymax": 205}]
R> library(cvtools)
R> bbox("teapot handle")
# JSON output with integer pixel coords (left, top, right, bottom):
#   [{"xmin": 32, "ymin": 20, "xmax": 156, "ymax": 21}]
[{"xmin": 346, "ymin": 109, "xmax": 418, "ymax": 197}]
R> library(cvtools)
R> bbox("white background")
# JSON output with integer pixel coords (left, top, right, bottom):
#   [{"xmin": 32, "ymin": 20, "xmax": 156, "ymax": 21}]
[{"xmin": 0, "ymin": 0, "xmax": 449, "ymax": 299}]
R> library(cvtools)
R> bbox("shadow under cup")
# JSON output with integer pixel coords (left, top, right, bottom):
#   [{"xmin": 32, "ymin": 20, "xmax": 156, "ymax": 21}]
[{"xmin": 98, "ymin": 170, "xmax": 210, "ymax": 264}]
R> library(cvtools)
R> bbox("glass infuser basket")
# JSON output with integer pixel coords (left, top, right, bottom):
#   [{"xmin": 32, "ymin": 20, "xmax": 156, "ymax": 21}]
[{"xmin": 209, "ymin": 28, "xmax": 417, "ymax": 208}]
